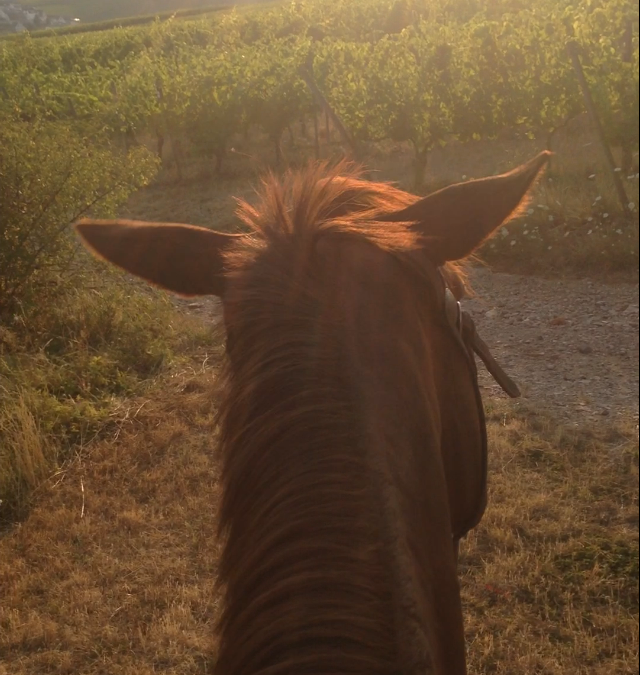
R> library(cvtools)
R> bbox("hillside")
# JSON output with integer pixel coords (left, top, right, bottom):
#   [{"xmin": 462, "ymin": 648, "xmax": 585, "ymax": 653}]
[{"xmin": 28, "ymin": 0, "xmax": 261, "ymax": 23}]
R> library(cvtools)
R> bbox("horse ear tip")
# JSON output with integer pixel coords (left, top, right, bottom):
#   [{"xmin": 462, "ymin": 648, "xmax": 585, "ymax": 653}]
[
  {"xmin": 517, "ymin": 151, "xmax": 552, "ymax": 181},
  {"xmin": 74, "ymin": 221, "xmax": 88, "ymax": 238},
  {"xmin": 536, "ymin": 150, "xmax": 553, "ymax": 167},
  {"xmin": 74, "ymin": 219, "xmax": 108, "ymax": 244},
  {"xmin": 74, "ymin": 218, "xmax": 92, "ymax": 232}
]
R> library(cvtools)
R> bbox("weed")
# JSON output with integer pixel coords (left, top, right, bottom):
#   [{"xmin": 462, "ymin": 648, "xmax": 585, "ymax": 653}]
[{"xmin": 0, "ymin": 266, "xmax": 212, "ymax": 521}]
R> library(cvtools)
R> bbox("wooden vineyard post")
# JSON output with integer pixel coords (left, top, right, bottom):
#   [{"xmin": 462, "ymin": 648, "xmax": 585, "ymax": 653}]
[
  {"xmin": 172, "ymin": 137, "xmax": 184, "ymax": 183},
  {"xmin": 299, "ymin": 66, "xmax": 361, "ymax": 160},
  {"xmin": 567, "ymin": 41, "xmax": 630, "ymax": 216},
  {"xmin": 620, "ymin": 19, "xmax": 634, "ymax": 173},
  {"xmin": 313, "ymin": 109, "xmax": 320, "ymax": 159}
]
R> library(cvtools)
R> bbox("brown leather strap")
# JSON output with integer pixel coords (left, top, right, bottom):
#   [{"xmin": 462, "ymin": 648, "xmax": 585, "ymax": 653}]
[
  {"xmin": 440, "ymin": 272, "xmax": 520, "ymax": 542},
  {"xmin": 443, "ymin": 283, "xmax": 521, "ymax": 399},
  {"xmin": 460, "ymin": 311, "xmax": 521, "ymax": 398}
]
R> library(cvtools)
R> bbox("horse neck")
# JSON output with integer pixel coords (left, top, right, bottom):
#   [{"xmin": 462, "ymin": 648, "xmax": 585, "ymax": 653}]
[{"xmin": 215, "ymin": 242, "xmax": 465, "ymax": 674}]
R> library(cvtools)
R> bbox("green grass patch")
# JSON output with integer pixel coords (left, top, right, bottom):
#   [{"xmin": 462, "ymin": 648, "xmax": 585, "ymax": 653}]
[
  {"xmin": 551, "ymin": 538, "xmax": 639, "ymax": 584},
  {"xmin": 0, "ymin": 268, "xmax": 212, "ymax": 523}
]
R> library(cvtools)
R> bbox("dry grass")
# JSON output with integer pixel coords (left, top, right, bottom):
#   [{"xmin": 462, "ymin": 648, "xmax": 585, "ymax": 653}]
[
  {"xmin": 0, "ymin": 395, "xmax": 50, "ymax": 510},
  {"xmin": 0, "ymin": 346, "xmax": 637, "ymax": 674},
  {"xmin": 462, "ymin": 401, "xmax": 638, "ymax": 674},
  {"xmin": 0, "ymin": 270, "xmax": 212, "ymax": 520},
  {"xmin": 0, "ymin": 360, "xmax": 223, "ymax": 675}
]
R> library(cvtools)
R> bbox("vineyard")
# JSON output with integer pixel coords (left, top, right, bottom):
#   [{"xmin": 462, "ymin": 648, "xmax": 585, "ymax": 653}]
[
  {"xmin": 0, "ymin": 3, "xmax": 638, "ymax": 673},
  {"xmin": 0, "ymin": 0, "xmax": 638, "ymax": 309},
  {"xmin": 1, "ymin": 0, "xmax": 638, "ymax": 174},
  {"xmin": 0, "ymin": 0, "xmax": 639, "ymax": 460}
]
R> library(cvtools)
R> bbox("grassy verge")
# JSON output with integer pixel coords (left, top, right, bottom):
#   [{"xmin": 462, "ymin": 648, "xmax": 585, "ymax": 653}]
[
  {"xmin": 0, "ymin": 375, "xmax": 636, "ymax": 673},
  {"xmin": 0, "ymin": 265, "xmax": 212, "ymax": 524},
  {"xmin": 479, "ymin": 167, "xmax": 639, "ymax": 278},
  {"xmin": 462, "ymin": 400, "xmax": 638, "ymax": 674}
]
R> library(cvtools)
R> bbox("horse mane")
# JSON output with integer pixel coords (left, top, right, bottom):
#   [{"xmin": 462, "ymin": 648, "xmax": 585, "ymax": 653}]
[
  {"xmin": 230, "ymin": 161, "xmax": 467, "ymax": 296},
  {"xmin": 214, "ymin": 162, "xmax": 466, "ymax": 673}
]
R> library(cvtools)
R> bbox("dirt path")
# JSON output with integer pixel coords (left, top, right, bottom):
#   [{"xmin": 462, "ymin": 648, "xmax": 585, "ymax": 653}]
[
  {"xmin": 177, "ymin": 267, "xmax": 639, "ymax": 424},
  {"xmin": 465, "ymin": 267, "xmax": 639, "ymax": 423}
]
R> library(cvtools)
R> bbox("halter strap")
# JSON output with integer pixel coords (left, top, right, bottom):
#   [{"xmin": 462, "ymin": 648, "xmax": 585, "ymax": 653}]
[
  {"xmin": 439, "ymin": 269, "xmax": 520, "ymax": 543},
  {"xmin": 442, "ymin": 284, "xmax": 520, "ymax": 398}
]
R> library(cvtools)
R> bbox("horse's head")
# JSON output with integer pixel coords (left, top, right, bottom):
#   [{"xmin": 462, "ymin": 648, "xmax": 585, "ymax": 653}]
[
  {"xmin": 76, "ymin": 152, "xmax": 548, "ymax": 301},
  {"xmin": 75, "ymin": 152, "xmax": 549, "ymax": 674}
]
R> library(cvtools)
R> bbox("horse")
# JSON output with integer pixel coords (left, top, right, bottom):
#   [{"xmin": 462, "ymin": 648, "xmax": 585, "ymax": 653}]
[{"xmin": 75, "ymin": 151, "xmax": 549, "ymax": 674}]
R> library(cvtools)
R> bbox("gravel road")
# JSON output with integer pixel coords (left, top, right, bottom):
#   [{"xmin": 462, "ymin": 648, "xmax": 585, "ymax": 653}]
[{"xmin": 464, "ymin": 267, "xmax": 639, "ymax": 424}]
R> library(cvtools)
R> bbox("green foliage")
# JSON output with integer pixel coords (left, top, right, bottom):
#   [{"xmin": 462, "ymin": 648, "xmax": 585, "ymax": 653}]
[
  {"xmin": 0, "ymin": 121, "xmax": 159, "ymax": 312},
  {"xmin": 182, "ymin": 45, "xmax": 251, "ymax": 164},
  {"xmin": 0, "ymin": 277, "xmax": 212, "ymax": 519},
  {"xmin": 241, "ymin": 37, "xmax": 312, "ymax": 145},
  {"xmin": 2, "ymin": 0, "xmax": 637, "ymax": 186}
]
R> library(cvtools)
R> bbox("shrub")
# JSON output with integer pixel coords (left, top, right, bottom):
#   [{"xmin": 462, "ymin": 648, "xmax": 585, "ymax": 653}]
[
  {"xmin": 0, "ymin": 120, "xmax": 159, "ymax": 313},
  {"xmin": 0, "ymin": 275, "xmax": 212, "ymax": 522}
]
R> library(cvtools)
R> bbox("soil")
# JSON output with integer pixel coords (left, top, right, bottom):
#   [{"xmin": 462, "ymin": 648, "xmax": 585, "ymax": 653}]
[
  {"xmin": 464, "ymin": 266, "xmax": 639, "ymax": 424},
  {"xmin": 176, "ymin": 266, "xmax": 639, "ymax": 425}
]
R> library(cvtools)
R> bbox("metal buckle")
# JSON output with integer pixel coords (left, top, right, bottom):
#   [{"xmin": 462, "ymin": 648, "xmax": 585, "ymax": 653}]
[{"xmin": 444, "ymin": 286, "xmax": 462, "ymax": 337}]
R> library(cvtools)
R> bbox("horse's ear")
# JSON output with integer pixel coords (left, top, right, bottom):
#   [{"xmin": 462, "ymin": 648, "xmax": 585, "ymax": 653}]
[
  {"xmin": 75, "ymin": 219, "xmax": 245, "ymax": 297},
  {"xmin": 380, "ymin": 152, "xmax": 551, "ymax": 263}
]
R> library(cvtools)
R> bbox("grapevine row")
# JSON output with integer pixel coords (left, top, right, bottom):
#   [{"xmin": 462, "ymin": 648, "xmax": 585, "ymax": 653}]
[{"xmin": 0, "ymin": 0, "xmax": 637, "ymax": 187}]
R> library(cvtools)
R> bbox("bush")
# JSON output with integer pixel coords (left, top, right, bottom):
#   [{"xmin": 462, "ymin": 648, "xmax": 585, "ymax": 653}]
[
  {"xmin": 0, "ymin": 114, "xmax": 200, "ymax": 523},
  {"xmin": 0, "ymin": 120, "xmax": 159, "ymax": 313},
  {"xmin": 0, "ymin": 275, "xmax": 212, "ymax": 522}
]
